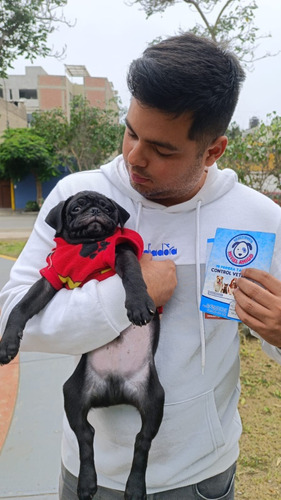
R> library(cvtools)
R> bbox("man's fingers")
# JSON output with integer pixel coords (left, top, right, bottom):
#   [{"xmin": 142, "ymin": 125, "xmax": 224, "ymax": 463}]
[
  {"xmin": 234, "ymin": 275, "xmax": 272, "ymax": 310},
  {"xmin": 239, "ymin": 268, "xmax": 281, "ymax": 296},
  {"xmin": 234, "ymin": 268, "xmax": 281, "ymax": 345}
]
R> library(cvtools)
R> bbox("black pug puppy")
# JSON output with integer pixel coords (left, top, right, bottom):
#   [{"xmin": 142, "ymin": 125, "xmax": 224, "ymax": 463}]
[{"xmin": 0, "ymin": 190, "xmax": 165, "ymax": 500}]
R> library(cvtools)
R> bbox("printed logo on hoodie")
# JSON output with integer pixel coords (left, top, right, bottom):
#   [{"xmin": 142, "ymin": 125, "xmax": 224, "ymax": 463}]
[{"xmin": 144, "ymin": 242, "xmax": 177, "ymax": 257}]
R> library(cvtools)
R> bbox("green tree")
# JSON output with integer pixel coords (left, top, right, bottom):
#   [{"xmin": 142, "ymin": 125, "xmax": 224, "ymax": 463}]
[
  {"xmin": 31, "ymin": 95, "xmax": 124, "ymax": 172},
  {"xmin": 30, "ymin": 106, "xmax": 68, "ymax": 162},
  {"xmin": 0, "ymin": 128, "xmax": 59, "ymax": 202},
  {"xmin": 128, "ymin": 0, "xmax": 274, "ymax": 66},
  {"xmin": 218, "ymin": 113, "xmax": 281, "ymax": 193},
  {"xmin": 0, "ymin": 0, "xmax": 71, "ymax": 78},
  {"xmin": 264, "ymin": 113, "xmax": 281, "ymax": 192},
  {"xmin": 226, "ymin": 121, "xmax": 242, "ymax": 140}
]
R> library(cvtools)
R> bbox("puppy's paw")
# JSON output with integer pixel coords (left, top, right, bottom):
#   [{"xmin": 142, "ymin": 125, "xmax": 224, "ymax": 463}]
[
  {"xmin": 0, "ymin": 332, "xmax": 22, "ymax": 365},
  {"xmin": 126, "ymin": 295, "xmax": 156, "ymax": 326},
  {"xmin": 77, "ymin": 465, "xmax": 97, "ymax": 500},
  {"xmin": 77, "ymin": 483, "xmax": 97, "ymax": 500},
  {"xmin": 125, "ymin": 473, "xmax": 147, "ymax": 499}
]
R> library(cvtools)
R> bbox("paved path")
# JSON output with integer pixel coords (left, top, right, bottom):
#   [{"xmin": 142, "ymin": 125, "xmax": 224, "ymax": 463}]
[
  {"xmin": 0, "ymin": 212, "xmax": 74, "ymax": 499},
  {"xmin": 0, "ymin": 210, "xmax": 38, "ymax": 240}
]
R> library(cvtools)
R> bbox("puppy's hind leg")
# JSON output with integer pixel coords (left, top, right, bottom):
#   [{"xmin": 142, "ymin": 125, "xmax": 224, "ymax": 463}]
[
  {"xmin": 63, "ymin": 355, "xmax": 97, "ymax": 500},
  {"xmin": 125, "ymin": 369, "xmax": 165, "ymax": 500}
]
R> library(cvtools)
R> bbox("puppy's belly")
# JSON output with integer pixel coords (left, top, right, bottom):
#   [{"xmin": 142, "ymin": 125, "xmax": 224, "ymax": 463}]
[{"xmin": 88, "ymin": 323, "xmax": 153, "ymax": 377}]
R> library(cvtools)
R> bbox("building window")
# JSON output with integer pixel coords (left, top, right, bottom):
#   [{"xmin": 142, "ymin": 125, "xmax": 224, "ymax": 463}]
[
  {"xmin": 9, "ymin": 89, "xmax": 13, "ymax": 99},
  {"xmin": 27, "ymin": 113, "xmax": 34, "ymax": 127},
  {"xmin": 0, "ymin": 88, "xmax": 3, "ymax": 98},
  {"xmin": 19, "ymin": 89, "xmax": 38, "ymax": 99}
]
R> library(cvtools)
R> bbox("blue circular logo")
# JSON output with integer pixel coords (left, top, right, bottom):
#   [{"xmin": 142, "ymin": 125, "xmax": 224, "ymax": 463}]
[{"xmin": 226, "ymin": 233, "xmax": 258, "ymax": 267}]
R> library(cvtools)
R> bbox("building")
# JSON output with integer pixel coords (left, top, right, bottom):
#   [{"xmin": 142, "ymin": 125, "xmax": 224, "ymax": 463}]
[
  {"xmin": 0, "ymin": 99, "xmax": 27, "ymax": 134},
  {"xmin": 1, "ymin": 65, "xmax": 117, "ymax": 124},
  {"xmin": 0, "ymin": 65, "xmax": 118, "ymax": 209},
  {"xmin": 0, "ymin": 66, "xmax": 47, "ymax": 126},
  {"xmin": 39, "ymin": 65, "xmax": 118, "ymax": 120}
]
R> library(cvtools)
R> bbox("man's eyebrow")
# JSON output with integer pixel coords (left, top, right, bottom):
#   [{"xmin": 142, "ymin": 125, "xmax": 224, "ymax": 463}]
[{"xmin": 125, "ymin": 117, "xmax": 179, "ymax": 152}]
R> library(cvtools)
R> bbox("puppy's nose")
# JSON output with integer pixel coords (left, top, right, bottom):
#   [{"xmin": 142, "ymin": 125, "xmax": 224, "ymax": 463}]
[{"xmin": 91, "ymin": 207, "xmax": 101, "ymax": 215}]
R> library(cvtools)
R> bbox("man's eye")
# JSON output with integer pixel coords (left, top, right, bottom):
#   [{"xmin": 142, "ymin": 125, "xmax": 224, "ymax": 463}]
[
  {"xmin": 127, "ymin": 129, "xmax": 137, "ymax": 139},
  {"xmin": 155, "ymin": 148, "xmax": 173, "ymax": 157}
]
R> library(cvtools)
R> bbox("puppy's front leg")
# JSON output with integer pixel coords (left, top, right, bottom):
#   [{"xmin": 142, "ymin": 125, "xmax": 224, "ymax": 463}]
[
  {"xmin": 115, "ymin": 244, "xmax": 156, "ymax": 326},
  {"xmin": 0, "ymin": 278, "xmax": 57, "ymax": 364}
]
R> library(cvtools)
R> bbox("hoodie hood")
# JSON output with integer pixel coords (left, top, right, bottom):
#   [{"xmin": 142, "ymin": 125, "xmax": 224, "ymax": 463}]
[{"xmin": 100, "ymin": 154, "xmax": 238, "ymax": 213}]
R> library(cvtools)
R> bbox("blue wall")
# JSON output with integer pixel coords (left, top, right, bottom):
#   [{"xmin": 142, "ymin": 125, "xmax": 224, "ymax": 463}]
[{"xmin": 13, "ymin": 166, "xmax": 69, "ymax": 210}]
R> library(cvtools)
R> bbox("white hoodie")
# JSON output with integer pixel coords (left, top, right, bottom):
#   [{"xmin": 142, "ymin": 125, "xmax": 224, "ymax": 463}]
[{"xmin": 1, "ymin": 155, "xmax": 281, "ymax": 493}]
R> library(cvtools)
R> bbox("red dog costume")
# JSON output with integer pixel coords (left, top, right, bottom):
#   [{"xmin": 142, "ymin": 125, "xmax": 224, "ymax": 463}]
[{"xmin": 40, "ymin": 228, "xmax": 144, "ymax": 290}]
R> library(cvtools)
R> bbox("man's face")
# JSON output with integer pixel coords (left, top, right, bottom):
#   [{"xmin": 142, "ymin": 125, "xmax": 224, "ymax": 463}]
[{"xmin": 122, "ymin": 98, "xmax": 216, "ymax": 206}]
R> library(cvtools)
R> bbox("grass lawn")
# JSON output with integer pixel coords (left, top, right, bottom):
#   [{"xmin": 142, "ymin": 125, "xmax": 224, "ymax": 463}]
[
  {"xmin": 236, "ymin": 334, "xmax": 281, "ymax": 499},
  {"xmin": 0, "ymin": 240, "xmax": 26, "ymax": 258},
  {"xmin": 0, "ymin": 241, "xmax": 281, "ymax": 497}
]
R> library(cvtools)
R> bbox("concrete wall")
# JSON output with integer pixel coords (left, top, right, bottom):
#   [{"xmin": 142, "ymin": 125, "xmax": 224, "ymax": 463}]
[
  {"xmin": 0, "ymin": 99, "xmax": 27, "ymax": 135},
  {"xmin": 2, "ymin": 66, "xmax": 47, "ymax": 116}
]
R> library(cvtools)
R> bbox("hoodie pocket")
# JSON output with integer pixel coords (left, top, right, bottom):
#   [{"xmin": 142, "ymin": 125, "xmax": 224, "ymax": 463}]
[
  {"xmin": 149, "ymin": 389, "xmax": 225, "ymax": 472},
  {"xmin": 89, "ymin": 389, "xmax": 226, "ymax": 487}
]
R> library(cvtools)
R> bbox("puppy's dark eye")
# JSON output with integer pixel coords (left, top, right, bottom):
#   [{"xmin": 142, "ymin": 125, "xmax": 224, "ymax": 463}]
[
  {"xmin": 72, "ymin": 206, "xmax": 81, "ymax": 213},
  {"xmin": 98, "ymin": 200, "xmax": 112, "ymax": 214},
  {"xmin": 71, "ymin": 199, "xmax": 87, "ymax": 213},
  {"xmin": 71, "ymin": 203, "xmax": 85, "ymax": 213}
]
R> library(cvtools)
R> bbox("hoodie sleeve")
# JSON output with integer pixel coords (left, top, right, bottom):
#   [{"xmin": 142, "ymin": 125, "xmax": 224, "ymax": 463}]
[
  {"xmin": 0, "ymin": 179, "xmax": 131, "ymax": 355},
  {"xmin": 261, "ymin": 342, "xmax": 281, "ymax": 364},
  {"xmin": 252, "ymin": 217, "xmax": 281, "ymax": 365}
]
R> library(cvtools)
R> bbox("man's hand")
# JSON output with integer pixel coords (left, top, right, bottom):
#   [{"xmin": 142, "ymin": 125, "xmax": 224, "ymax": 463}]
[
  {"xmin": 234, "ymin": 268, "xmax": 281, "ymax": 347},
  {"xmin": 139, "ymin": 253, "xmax": 177, "ymax": 308}
]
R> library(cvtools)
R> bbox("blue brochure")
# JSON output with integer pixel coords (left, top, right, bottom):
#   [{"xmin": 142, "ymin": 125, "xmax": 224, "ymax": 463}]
[{"xmin": 200, "ymin": 228, "xmax": 276, "ymax": 320}]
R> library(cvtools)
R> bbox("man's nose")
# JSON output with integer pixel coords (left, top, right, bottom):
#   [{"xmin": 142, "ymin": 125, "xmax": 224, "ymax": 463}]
[{"xmin": 127, "ymin": 142, "xmax": 148, "ymax": 168}]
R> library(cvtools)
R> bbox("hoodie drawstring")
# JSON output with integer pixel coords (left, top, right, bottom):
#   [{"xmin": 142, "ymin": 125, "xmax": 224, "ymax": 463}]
[
  {"xmin": 195, "ymin": 200, "xmax": 206, "ymax": 374},
  {"xmin": 135, "ymin": 202, "xmax": 142, "ymax": 233}
]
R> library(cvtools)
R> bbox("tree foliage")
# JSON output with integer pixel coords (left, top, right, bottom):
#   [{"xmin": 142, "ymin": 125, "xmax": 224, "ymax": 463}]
[
  {"xmin": 0, "ymin": 0, "xmax": 71, "ymax": 78},
  {"xmin": 31, "ymin": 95, "xmax": 124, "ymax": 172},
  {"xmin": 218, "ymin": 113, "xmax": 281, "ymax": 194},
  {"xmin": 128, "ymin": 0, "xmax": 273, "ymax": 66},
  {"xmin": 0, "ymin": 127, "xmax": 59, "ymax": 201},
  {"xmin": 0, "ymin": 96, "xmax": 123, "ymax": 203}
]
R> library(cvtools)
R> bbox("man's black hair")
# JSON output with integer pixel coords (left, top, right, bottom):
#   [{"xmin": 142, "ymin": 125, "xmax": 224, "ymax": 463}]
[{"xmin": 127, "ymin": 33, "xmax": 246, "ymax": 144}]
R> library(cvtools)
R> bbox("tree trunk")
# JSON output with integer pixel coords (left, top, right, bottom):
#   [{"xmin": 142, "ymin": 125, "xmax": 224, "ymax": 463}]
[{"xmin": 35, "ymin": 174, "xmax": 43, "ymax": 205}]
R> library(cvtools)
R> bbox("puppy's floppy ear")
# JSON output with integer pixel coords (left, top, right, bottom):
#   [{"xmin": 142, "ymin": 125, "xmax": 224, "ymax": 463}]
[
  {"xmin": 110, "ymin": 200, "xmax": 130, "ymax": 228},
  {"xmin": 45, "ymin": 200, "xmax": 66, "ymax": 233}
]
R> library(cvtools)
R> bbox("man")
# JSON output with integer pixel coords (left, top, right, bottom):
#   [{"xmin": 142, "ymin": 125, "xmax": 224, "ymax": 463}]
[{"xmin": 1, "ymin": 33, "xmax": 281, "ymax": 499}]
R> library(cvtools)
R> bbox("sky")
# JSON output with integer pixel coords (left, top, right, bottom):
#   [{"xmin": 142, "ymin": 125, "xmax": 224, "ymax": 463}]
[{"xmin": 9, "ymin": 0, "xmax": 281, "ymax": 130}]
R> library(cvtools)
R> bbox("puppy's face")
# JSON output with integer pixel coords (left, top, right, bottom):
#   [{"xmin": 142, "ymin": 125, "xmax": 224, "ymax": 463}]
[
  {"xmin": 65, "ymin": 193, "xmax": 119, "ymax": 241},
  {"xmin": 232, "ymin": 241, "xmax": 251, "ymax": 259},
  {"xmin": 45, "ymin": 191, "xmax": 130, "ymax": 243},
  {"xmin": 229, "ymin": 279, "xmax": 237, "ymax": 289}
]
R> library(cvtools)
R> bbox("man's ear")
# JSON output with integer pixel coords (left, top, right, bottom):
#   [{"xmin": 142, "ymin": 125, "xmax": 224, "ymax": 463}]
[
  {"xmin": 204, "ymin": 136, "xmax": 228, "ymax": 167},
  {"xmin": 45, "ymin": 200, "xmax": 66, "ymax": 233}
]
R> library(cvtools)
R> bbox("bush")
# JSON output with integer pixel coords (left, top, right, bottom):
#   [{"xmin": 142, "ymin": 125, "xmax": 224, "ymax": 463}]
[{"xmin": 24, "ymin": 200, "xmax": 39, "ymax": 212}]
